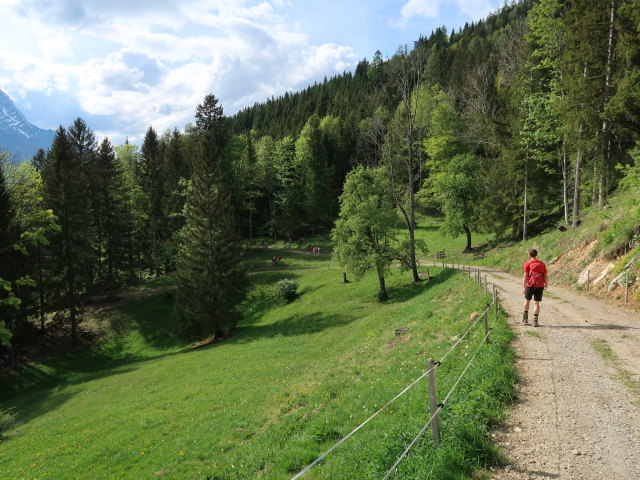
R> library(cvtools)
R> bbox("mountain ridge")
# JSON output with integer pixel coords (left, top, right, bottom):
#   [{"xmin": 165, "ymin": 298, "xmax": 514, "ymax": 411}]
[{"xmin": 0, "ymin": 88, "xmax": 55, "ymax": 162}]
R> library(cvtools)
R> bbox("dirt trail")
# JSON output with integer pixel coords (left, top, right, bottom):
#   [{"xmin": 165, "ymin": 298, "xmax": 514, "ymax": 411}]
[{"xmin": 480, "ymin": 268, "xmax": 640, "ymax": 480}]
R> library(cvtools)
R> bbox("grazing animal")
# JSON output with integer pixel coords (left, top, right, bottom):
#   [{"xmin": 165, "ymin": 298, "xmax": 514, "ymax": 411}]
[
  {"xmin": 272, "ymin": 256, "xmax": 282, "ymax": 264},
  {"xmin": 311, "ymin": 246, "xmax": 320, "ymax": 256}
]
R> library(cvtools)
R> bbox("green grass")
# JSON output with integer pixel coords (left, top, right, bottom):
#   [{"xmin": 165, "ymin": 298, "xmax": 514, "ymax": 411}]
[
  {"xmin": 470, "ymin": 187, "xmax": 640, "ymax": 279},
  {"xmin": 590, "ymin": 339, "xmax": 640, "ymax": 405},
  {"xmin": 524, "ymin": 330, "xmax": 545, "ymax": 339},
  {"xmin": 0, "ymin": 250, "xmax": 515, "ymax": 480}
]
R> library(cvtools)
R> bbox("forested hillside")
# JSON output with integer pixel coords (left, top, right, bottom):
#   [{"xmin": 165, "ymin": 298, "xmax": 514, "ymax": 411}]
[{"xmin": 2, "ymin": 0, "xmax": 640, "ymax": 357}]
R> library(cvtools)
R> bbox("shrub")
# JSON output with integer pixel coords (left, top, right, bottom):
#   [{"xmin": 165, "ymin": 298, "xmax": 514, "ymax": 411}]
[
  {"xmin": 275, "ymin": 279, "xmax": 298, "ymax": 302},
  {"xmin": 0, "ymin": 407, "xmax": 16, "ymax": 440}
]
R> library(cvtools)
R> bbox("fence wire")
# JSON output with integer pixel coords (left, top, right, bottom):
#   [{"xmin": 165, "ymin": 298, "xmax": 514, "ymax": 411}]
[
  {"xmin": 381, "ymin": 329, "xmax": 492, "ymax": 479},
  {"xmin": 290, "ymin": 295, "xmax": 496, "ymax": 480}
]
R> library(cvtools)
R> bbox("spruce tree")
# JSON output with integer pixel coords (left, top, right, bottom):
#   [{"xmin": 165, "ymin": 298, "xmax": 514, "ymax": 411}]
[
  {"xmin": 139, "ymin": 127, "xmax": 165, "ymax": 275},
  {"xmin": 68, "ymin": 118, "xmax": 98, "ymax": 292},
  {"xmin": 94, "ymin": 138, "xmax": 131, "ymax": 293},
  {"xmin": 176, "ymin": 95, "xmax": 247, "ymax": 339},
  {"xmin": 41, "ymin": 127, "xmax": 93, "ymax": 341}
]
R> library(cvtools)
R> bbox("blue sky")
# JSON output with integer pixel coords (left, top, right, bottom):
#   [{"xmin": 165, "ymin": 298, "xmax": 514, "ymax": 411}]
[{"xmin": 0, "ymin": 0, "xmax": 504, "ymax": 145}]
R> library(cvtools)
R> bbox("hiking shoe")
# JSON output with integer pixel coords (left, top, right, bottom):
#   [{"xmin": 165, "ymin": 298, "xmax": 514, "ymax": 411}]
[
  {"xmin": 522, "ymin": 315, "xmax": 529, "ymax": 325},
  {"xmin": 533, "ymin": 319, "xmax": 539, "ymax": 327}
]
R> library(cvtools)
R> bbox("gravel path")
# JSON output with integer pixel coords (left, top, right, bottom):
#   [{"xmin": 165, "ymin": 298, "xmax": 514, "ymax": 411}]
[{"xmin": 479, "ymin": 268, "xmax": 640, "ymax": 480}]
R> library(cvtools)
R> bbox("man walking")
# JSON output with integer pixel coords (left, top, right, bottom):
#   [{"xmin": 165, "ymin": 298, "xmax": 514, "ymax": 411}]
[{"xmin": 523, "ymin": 248, "xmax": 547, "ymax": 327}]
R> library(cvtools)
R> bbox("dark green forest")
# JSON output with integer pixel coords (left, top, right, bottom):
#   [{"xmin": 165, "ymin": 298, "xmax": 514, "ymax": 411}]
[{"xmin": 2, "ymin": 0, "xmax": 640, "ymax": 359}]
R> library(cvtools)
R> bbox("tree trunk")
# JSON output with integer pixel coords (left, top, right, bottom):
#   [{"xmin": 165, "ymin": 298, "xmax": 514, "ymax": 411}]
[
  {"xmin": 463, "ymin": 224, "xmax": 472, "ymax": 251},
  {"xmin": 600, "ymin": 0, "xmax": 617, "ymax": 207},
  {"xmin": 572, "ymin": 145, "xmax": 582, "ymax": 228},
  {"xmin": 408, "ymin": 181, "xmax": 421, "ymax": 283},
  {"xmin": 377, "ymin": 266, "xmax": 388, "ymax": 301},
  {"xmin": 523, "ymin": 157, "xmax": 529, "ymax": 241},
  {"xmin": 37, "ymin": 246, "xmax": 46, "ymax": 333},
  {"xmin": 562, "ymin": 139, "xmax": 569, "ymax": 225}
]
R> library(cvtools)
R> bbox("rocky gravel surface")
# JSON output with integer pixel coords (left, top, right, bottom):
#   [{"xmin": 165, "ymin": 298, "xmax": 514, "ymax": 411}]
[{"xmin": 482, "ymin": 268, "xmax": 640, "ymax": 480}]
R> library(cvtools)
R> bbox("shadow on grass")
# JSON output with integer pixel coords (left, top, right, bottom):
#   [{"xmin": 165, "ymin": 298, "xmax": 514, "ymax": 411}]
[
  {"xmin": 235, "ymin": 311, "xmax": 359, "ymax": 341},
  {"xmin": 386, "ymin": 268, "xmax": 458, "ymax": 304}
]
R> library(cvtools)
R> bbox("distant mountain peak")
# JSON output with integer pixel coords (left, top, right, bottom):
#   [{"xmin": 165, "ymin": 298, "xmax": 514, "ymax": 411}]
[{"xmin": 0, "ymin": 88, "xmax": 55, "ymax": 162}]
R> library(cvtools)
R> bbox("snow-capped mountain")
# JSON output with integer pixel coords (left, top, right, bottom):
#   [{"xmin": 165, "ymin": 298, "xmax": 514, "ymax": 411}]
[{"xmin": 0, "ymin": 89, "xmax": 55, "ymax": 163}]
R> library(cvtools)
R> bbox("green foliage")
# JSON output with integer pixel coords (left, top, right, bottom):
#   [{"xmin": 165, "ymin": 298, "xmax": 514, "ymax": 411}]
[
  {"xmin": 275, "ymin": 278, "xmax": 299, "ymax": 302},
  {"xmin": 332, "ymin": 166, "xmax": 399, "ymax": 297},
  {"xmin": 41, "ymin": 125, "xmax": 94, "ymax": 340},
  {"xmin": 0, "ymin": 406, "xmax": 16, "ymax": 439},
  {"xmin": 176, "ymin": 95, "xmax": 248, "ymax": 339}
]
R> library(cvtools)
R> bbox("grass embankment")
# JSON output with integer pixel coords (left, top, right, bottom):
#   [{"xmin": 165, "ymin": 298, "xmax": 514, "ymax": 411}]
[
  {"xmin": 1, "ymin": 249, "xmax": 515, "ymax": 480},
  {"xmin": 466, "ymin": 188, "xmax": 640, "ymax": 296}
]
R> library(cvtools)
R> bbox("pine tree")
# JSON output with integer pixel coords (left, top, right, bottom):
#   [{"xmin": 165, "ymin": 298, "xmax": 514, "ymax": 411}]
[
  {"xmin": 68, "ymin": 118, "xmax": 98, "ymax": 291},
  {"xmin": 94, "ymin": 138, "xmax": 131, "ymax": 293},
  {"xmin": 139, "ymin": 127, "xmax": 165, "ymax": 275},
  {"xmin": 176, "ymin": 95, "xmax": 247, "ymax": 339},
  {"xmin": 41, "ymin": 127, "xmax": 93, "ymax": 341}
]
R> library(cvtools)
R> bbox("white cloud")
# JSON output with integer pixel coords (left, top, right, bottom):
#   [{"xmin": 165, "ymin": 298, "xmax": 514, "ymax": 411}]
[
  {"xmin": 454, "ymin": 0, "xmax": 496, "ymax": 20},
  {"xmin": 0, "ymin": 0, "xmax": 359, "ymax": 143},
  {"xmin": 394, "ymin": 0, "xmax": 498, "ymax": 28},
  {"xmin": 395, "ymin": 0, "xmax": 442, "ymax": 27}
]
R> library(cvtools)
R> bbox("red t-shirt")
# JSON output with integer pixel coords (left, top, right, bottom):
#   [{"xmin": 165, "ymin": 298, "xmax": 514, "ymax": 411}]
[{"xmin": 523, "ymin": 258, "xmax": 547, "ymax": 288}]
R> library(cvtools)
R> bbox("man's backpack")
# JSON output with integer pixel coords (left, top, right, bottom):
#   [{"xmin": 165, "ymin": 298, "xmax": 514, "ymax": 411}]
[{"xmin": 527, "ymin": 260, "xmax": 546, "ymax": 288}]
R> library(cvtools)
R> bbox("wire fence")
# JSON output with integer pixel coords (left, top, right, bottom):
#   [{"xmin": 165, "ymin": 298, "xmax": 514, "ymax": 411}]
[{"xmin": 291, "ymin": 265, "xmax": 500, "ymax": 479}]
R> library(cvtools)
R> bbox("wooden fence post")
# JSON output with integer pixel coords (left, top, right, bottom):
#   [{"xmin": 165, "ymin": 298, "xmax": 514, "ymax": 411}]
[
  {"xmin": 484, "ymin": 303, "xmax": 490, "ymax": 343},
  {"xmin": 427, "ymin": 358, "xmax": 441, "ymax": 448},
  {"xmin": 495, "ymin": 290, "xmax": 499, "ymax": 319},
  {"xmin": 484, "ymin": 274, "xmax": 488, "ymax": 296},
  {"xmin": 586, "ymin": 270, "xmax": 590, "ymax": 292}
]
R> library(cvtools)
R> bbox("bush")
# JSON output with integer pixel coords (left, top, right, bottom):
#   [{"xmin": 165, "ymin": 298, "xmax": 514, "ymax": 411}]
[
  {"xmin": 0, "ymin": 407, "xmax": 16, "ymax": 440},
  {"xmin": 275, "ymin": 279, "xmax": 298, "ymax": 302}
]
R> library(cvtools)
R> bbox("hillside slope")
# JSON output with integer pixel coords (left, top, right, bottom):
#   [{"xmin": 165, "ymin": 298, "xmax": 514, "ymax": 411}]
[
  {"xmin": 475, "ymin": 187, "xmax": 640, "ymax": 313},
  {"xmin": 0, "ymin": 251, "xmax": 515, "ymax": 480}
]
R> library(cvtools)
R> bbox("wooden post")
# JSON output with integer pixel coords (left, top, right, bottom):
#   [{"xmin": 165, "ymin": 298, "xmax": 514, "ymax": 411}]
[
  {"xmin": 586, "ymin": 270, "xmax": 590, "ymax": 292},
  {"xmin": 495, "ymin": 290, "xmax": 499, "ymax": 319},
  {"xmin": 492, "ymin": 283, "xmax": 496, "ymax": 304},
  {"xmin": 427, "ymin": 358, "xmax": 441, "ymax": 447},
  {"xmin": 484, "ymin": 303, "xmax": 491, "ymax": 343},
  {"xmin": 484, "ymin": 274, "xmax": 488, "ymax": 296}
]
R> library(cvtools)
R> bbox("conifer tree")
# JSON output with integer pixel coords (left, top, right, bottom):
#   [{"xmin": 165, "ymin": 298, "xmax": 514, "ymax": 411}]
[
  {"xmin": 94, "ymin": 138, "xmax": 131, "ymax": 292},
  {"xmin": 41, "ymin": 127, "xmax": 93, "ymax": 341},
  {"xmin": 139, "ymin": 127, "xmax": 164, "ymax": 275},
  {"xmin": 68, "ymin": 118, "xmax": 98, "ymax": 291},
  {"xmin": 176, "ymin": 95, "xmax": 247, "ymax": 339}
]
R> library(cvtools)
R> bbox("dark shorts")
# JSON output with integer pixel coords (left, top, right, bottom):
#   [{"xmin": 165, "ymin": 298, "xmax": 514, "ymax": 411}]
[{"xmin": 524, "ymin": 286, "xmax": 544, "ymax": 302}]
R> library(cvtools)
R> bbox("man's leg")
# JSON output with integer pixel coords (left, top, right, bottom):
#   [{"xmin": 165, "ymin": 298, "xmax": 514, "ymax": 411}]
[
  {"xmin": 523, "ymin": 298, "xmax": 531, "ymax": 324},
  {"xmin": 533, "ymin": 300, "xmax": 541, "ymax": 326}
]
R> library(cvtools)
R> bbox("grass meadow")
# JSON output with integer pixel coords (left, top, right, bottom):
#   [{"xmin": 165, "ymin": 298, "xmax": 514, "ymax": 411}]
[{"xmin": 1, "ymin": 231, "xmax": 515, "ymax": 480}]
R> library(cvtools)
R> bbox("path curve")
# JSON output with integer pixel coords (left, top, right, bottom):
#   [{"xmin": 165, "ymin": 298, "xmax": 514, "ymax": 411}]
[{"xmin": 475, "ymin": 267, "xmax": 640, "ymax": 480}]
